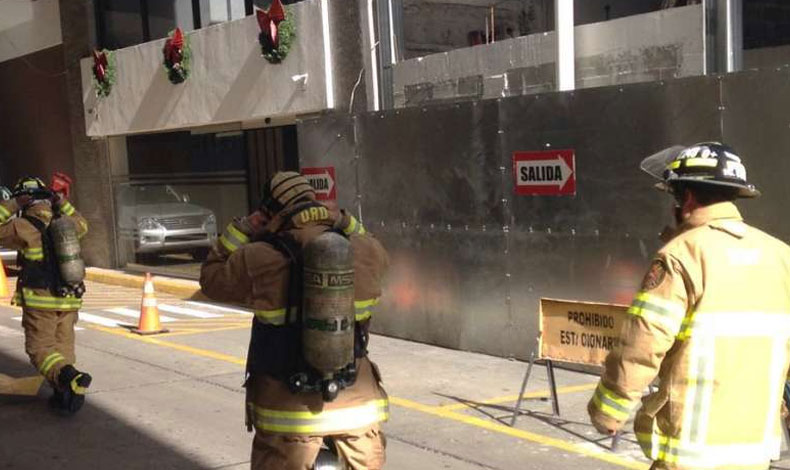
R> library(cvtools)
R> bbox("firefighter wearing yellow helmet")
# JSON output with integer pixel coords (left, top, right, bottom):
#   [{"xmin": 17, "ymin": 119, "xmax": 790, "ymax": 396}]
[
  {"xmin": 200, "ymin": 171, "xmax": 389, "ymax": 469},
  {"xmin": 0, "ymin": 176, "xmax": 91, "ymax": 414},
  {"xmin": 588, "ymin": 142, "xmax": 790, "ymax": 470}
]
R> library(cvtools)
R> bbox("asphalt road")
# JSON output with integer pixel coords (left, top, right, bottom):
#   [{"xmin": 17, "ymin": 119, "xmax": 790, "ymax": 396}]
[{"xmin": 0, "ymin": 280, "xmax": 787, "ymax": 469}]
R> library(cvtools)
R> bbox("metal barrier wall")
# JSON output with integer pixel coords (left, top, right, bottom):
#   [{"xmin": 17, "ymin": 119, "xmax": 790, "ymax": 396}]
[{"xmin": 298, "ymin": 68, "xmax": 790, "ymax": 359}]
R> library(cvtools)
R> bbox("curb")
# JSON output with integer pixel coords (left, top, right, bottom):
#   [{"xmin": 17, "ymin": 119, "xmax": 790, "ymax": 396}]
[{"xmin": 85, "ymin": 267, "xmax": 207, "ymax": 300}]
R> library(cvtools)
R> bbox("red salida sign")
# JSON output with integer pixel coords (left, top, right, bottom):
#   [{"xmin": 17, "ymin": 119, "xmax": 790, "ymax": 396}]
[
  {"xmin": 301, "ymin": 167, "xmax": 336, "ymax": 201},
  {"xmin": 513, "ymin": 150, "xmax": 576, "ymax": 196}
]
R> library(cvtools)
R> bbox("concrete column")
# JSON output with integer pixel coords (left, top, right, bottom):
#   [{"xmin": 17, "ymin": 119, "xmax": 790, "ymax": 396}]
[
  {"xmin": 555, "ymin": 0, "xmax": 575, "ymax": 91},
  {"xmin": 59, "ymin": 0, "xmax": 117, "ymax": 268},
  {"xmin": 325, "ymin": 0, "xmax": 368, "ymax": 113}
]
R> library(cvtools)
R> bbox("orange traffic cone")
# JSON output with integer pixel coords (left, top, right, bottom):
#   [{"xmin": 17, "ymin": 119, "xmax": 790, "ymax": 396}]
[
  {"xmin": 132, "ymin": 273, "xmax": 168, "ymax": 335},
  {"xmin": 0, "ymin": 257, "xmax": 9, "ymax": 298}
]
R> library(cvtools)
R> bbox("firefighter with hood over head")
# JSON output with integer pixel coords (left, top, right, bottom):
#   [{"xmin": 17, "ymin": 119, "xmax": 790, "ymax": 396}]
[
  {"xmin": 0, "ymin": 175, "xmax": 90, "ymax": 414},
  {"xmin": 588, "ymin": 142, "xmax": 790, "ymax": 470},
  {"xmin": 200, "ymin": 172, "xmax": 389, "ymax": 470}
]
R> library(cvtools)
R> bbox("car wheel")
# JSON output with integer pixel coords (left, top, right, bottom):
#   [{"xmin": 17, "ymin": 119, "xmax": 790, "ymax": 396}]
[{"xmin": 191, "ymin": 248, "xmax": 210, "ymax": 261}]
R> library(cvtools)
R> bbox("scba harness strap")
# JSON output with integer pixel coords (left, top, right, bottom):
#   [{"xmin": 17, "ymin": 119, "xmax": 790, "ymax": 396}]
[{"xmin": 19, "ymin": 213, "xmax": 84, "ymax": 299}]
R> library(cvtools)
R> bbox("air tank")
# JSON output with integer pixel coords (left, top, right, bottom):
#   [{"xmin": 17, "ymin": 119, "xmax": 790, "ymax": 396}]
[
  {"xmin": 49, "ymin": 216, "xmax": 85, "ymax": 286},
  {"xmin": 302, "ymin": 231, "xmax": 355, "ymax": 400}
]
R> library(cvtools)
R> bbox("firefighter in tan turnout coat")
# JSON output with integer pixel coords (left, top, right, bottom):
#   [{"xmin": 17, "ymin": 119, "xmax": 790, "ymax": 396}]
[
  {"xmin": 201, "ymin": 172, "xmax": 389, "ymax": 470},
  {"xmin": 0, "ymin": 176, "xmax": 91, "ymax": 414},
  {"xmin": 588, "ymin": 143, "xmax": 790, "ymax": 470}
]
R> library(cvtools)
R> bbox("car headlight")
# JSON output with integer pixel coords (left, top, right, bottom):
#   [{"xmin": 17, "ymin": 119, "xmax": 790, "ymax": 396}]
[
  {"xmin": 204, "ymin": 213, "xmax": 216, "ymax": 226},
  {"xmin": 137, "ymin": 217, "xmax": 163, "ymax": 231}
]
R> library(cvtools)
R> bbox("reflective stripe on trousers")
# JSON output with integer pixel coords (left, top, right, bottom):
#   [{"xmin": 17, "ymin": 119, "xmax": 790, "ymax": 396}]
[
  {"xmin": 590, "ymin": 382, "xmax": 637, "ymax": 422},
  {"xmin": 251, "ymin": 399, "xmax": 389, "ymax": 435},
  {"xmin": 39, "ymin": 352, "xmax": 65, "ymax": 376}
]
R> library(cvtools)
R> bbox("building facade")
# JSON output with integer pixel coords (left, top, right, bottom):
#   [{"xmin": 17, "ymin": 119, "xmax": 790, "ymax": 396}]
[{"xmin": 4, "ymin": 0, "xmax": 790, "ymax": 357}]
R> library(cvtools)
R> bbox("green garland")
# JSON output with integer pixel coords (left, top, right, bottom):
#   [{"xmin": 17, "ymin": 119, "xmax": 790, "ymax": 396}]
[
  {"xmin": 92, "ymin": 50, "xmax": 116, "ymax": 98},
  {"xmin": 164, "ymin": 29, "xmax": 192, "ymax": 84},
  {"xmin": 260, "ymin": 7, "xmax": 295, "ymax": 64}
]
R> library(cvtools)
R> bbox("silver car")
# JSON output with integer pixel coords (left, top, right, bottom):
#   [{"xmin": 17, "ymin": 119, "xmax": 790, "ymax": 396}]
[{"xmin": 116, "ymin": 185, "xmax": 217, "ymax": 261}]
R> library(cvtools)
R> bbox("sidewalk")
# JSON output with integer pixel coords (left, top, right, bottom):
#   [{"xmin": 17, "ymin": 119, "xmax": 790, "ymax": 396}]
[{"xmin": 0, "ymin": 270, "xmax": 784, "ymax": 469}]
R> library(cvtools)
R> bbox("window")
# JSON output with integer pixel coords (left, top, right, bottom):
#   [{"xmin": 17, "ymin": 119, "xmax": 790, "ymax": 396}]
[{"xmin": 95, "ymin": 0, "xmax": 255, "ymax": 49}]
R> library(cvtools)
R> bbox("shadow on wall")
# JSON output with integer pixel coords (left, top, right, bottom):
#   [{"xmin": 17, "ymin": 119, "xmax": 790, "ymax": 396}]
[{"xmin": 0, "ymin": 351, "xmax": 214, "ymax": 470}]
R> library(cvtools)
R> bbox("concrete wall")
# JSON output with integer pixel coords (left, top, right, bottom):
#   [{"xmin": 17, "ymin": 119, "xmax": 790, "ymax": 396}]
[
  {"xmin": 0, "ymin": 45, "xmax": 75, "ymax": 186},
  {"xmin": 393, "ymin": 4, "xmax": 703, "ymax": 106},
  {"xmin": 744, "ymin": 44, "xmax": 790, "ymax": 71},
  {"xmin": 0, "ymin": 0, "xmax": 72, "ymax": 187},
  {"xmin": 0, "ymin": 0, "xmax": 62, "ymax": 64},
  {"xmin": 81, "ymin": 0, "xmax": 330, "ymax": 137}
]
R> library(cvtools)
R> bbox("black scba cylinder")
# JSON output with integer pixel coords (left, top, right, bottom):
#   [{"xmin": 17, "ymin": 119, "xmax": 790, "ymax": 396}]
[
  {"xmin": 302, "ymin": 232, "xmax": 355, "ymax": 401},
  {"xmin": 49, "ymin": 217, "xmax": 85, "ymax": 292}
]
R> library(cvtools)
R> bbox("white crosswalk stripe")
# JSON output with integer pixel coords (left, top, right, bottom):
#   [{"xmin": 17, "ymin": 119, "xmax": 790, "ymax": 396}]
[
  {"xmin": 0, "ymin": 324, "xmax": 22, "ymax": 337},
  {"xmin": 184, "ymin": 301, "xmax": 253, "ymax": 316},
  {"xmin": 77, "ymin": 312, "xmax": 127, "ymax": 328},
  {"xmin": 157, "ymin": 304, "xmax": 222, "ymax": 318},
  {"xmin": 106, "ymin": 307, "xmax": 177, "ymax": 323},
  {"xmin": 6, "ymin": 302, "xmax": 245, "ymax": 331}
]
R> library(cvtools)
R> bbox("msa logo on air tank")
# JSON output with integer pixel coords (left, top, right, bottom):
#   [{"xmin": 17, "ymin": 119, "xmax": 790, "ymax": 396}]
[
  {"xmin": 520, "ymin": 165, "xmax": 564, "ymax": 183},
  {"xmin": 304, "ymin": 269, "xmax": 354, "ymax": 288}
]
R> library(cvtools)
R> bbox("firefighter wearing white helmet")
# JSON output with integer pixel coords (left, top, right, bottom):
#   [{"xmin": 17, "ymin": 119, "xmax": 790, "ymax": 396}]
[
  {"xmin": 588, "ymin": 142, "xmax": 790, "ymax": 470},
  {"xmin": 200, "ymin": 171, "xmax": 389, "ymax": 469}
]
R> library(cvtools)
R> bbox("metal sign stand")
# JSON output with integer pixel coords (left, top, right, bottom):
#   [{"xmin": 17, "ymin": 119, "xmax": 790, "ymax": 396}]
[{"xmin": 508, "ymin": 339, "xmax": 620, "ymax": 451}]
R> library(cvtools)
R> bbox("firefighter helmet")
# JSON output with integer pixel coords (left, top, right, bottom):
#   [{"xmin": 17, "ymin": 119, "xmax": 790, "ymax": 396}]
[
  {"xmin": 12, "ymin": 176, "xmax": 48, "ymax": 196},
  {"xmin": 259, "ymin": 171, "xmax": 316, "ymax": 213},
  {"xmin": 640, "ymin": 142, "xmax": 760, "ymax": 198}
]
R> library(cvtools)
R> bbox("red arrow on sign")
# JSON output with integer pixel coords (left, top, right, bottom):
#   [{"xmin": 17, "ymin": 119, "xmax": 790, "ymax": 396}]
[
  {"xmin": 301, "ymin": 167, "xmax": 337, "ymax": 201},
  {"xmin": 513, "ymin": 150, "xmax": 576, "ymax": 196}
]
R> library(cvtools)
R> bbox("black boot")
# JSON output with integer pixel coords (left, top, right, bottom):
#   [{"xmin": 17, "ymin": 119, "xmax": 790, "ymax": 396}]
[
  {"xmin": 48, "ymin": 389, "xmax": 64, "ymax": 410},
  {"xmin": 56, "ymin": 365, "xmax": 92, "ymax": 415}
]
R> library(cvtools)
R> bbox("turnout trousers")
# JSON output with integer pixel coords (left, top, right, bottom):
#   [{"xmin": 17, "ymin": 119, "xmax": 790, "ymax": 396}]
[
  {"xmin": 21, "ymin": 308, "xmax": 77, "ymax": 386},
  {"xmin": 251, "ymin": 425, "xmax": 386, "ymax": 470}
]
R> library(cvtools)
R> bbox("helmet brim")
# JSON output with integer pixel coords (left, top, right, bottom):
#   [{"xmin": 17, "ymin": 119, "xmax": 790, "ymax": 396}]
[{"xmin": 654, "ymin": 178, "xmax": 761, "ymax": 198}]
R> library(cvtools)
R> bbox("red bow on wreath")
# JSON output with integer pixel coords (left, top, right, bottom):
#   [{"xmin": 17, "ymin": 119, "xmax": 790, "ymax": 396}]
[
  {"xmin": 164, "ymin": 27, "xmax": 184, "ymax": 66},
  {"xmin": 92, "ymin": 49, "xmax": 108, "ymax": 82},
  {"xmin": 257, "ymin": 0, "xmax": 286, "ymax": 48}
]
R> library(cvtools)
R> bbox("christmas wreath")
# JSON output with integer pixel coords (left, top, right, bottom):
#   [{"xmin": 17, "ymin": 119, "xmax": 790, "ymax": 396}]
[
  {"xmin": 257, "ymin": 0, "xmax": 295, "ymax": 64},
  {"xmin": 92, "ymin": 49, "xmax": 116, "ymax": 98},
  {"xmin": 163, "ymin": 28, "xmax": 191, "ymax": 84}
]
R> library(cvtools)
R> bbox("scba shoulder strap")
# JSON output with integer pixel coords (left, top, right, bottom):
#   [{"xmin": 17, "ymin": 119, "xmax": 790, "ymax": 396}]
[{"xmin": 19, "ymin": 215, "xmax": 59, "ymax": 292}]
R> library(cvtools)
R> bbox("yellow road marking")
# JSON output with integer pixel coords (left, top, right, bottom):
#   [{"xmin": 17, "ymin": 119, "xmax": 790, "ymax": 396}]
[
  {"xmin": 86, "ymin": 325, "xmax": 245, "ymax": 365},
  {"xmin": 84, "ymin": 325, "xmax": 645, "ymax": 469},
  {"xmin": 439, "ymin": 383, "xmax": 598, "ymax": 411},
  {"xmin": 390, "ymin": 396, "xmax": 647, "ymax": 470}
]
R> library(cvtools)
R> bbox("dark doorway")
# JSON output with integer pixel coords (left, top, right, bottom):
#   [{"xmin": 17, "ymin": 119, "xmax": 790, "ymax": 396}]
[{"xmin": 245, "ymin": 125, "xmax": 299, "ymax": 211}]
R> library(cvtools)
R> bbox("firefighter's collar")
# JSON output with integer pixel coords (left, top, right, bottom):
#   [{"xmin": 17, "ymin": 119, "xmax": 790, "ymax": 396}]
[{"xmin": 682, "ymin": 202, "xmax": 745, "ymax": 237}]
